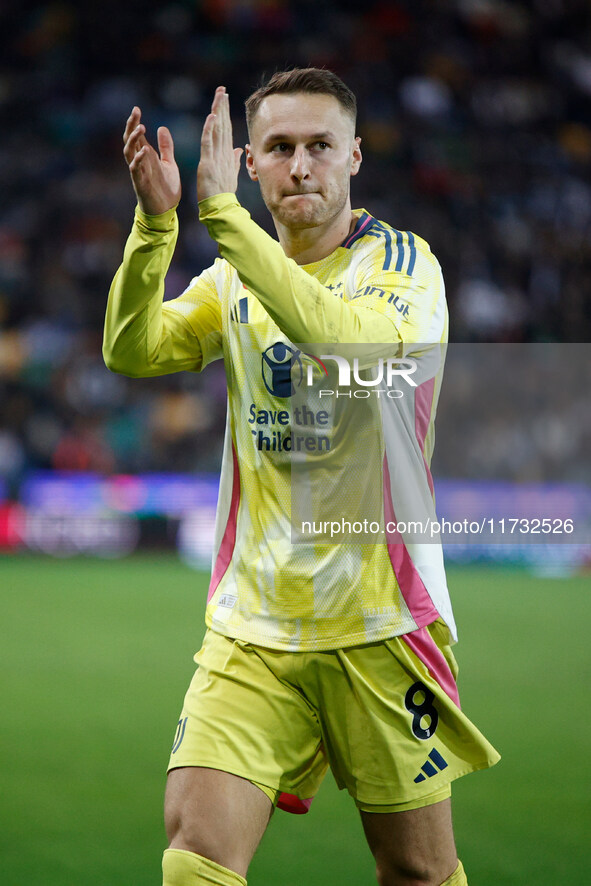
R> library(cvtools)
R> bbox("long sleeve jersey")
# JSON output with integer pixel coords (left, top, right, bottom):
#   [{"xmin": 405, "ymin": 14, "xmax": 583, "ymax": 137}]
[{"xmin": 104, "ymin": 193, "xmax": 456, "ymax": 650}]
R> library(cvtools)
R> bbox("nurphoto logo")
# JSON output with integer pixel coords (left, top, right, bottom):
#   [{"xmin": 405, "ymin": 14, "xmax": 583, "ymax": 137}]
[{"xmin": 304, "ymin": 354, "xmax": 418, "ymax": 399}]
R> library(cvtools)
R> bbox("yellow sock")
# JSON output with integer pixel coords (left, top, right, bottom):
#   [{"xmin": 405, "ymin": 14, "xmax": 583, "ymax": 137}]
[
  {"xmin": 162, "ymin": 848, "xmax": 247, "ymax": 886},
  {"xmin": 441, "ymin": 859, "xmax": 467, "ymax": 885}
]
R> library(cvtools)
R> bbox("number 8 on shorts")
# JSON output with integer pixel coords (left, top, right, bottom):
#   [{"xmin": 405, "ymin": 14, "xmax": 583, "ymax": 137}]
[{"xmin": 405, "ymin": 680, "xmax": 439, "ymax": 740}]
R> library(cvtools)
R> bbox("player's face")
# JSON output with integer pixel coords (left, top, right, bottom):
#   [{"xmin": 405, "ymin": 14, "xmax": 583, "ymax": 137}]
[{"xmin": 245, "ymin": 93, "xmax": 362, "ymax": 231}]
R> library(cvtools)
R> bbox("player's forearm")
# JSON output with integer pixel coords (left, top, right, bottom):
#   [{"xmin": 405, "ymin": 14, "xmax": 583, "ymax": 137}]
[
  {"xmin": 103, "ymin": 207, "xmax": 185, "ymax": 376},
  {"xmin": 199, "ymin": 194, "xmax": 401, "ymax": 345}
]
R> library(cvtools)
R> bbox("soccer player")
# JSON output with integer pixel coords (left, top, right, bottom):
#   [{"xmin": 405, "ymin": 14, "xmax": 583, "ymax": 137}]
[{"xmin": 104, "ymin": 69, "xmax": 500, "ymax": 886}]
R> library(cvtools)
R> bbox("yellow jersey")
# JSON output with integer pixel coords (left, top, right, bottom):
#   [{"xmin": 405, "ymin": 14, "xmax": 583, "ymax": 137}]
[{"xmin": 104, "ymin": 193, "xmax": 456, "ymax": 650}]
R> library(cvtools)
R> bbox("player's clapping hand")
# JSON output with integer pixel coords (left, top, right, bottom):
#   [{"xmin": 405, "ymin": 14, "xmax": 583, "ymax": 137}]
[
  {"xmin": 123, "ymin": 107, "xmax": 181, "ymax": 215},
  {"xmin": 197, "ymin": 87, "xmax": 244, "ymax": 202}
]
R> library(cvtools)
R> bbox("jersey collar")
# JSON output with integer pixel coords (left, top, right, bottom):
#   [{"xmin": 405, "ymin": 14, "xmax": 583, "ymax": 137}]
[{"xmin": 340, "ymin": 211, "xmax": 377, "ymax": 249}]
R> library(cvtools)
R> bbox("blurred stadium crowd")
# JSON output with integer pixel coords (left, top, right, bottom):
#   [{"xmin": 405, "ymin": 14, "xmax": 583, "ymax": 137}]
[{"xmin": 0, "ymin": 0, "xmax": 590, "ymax": 494}]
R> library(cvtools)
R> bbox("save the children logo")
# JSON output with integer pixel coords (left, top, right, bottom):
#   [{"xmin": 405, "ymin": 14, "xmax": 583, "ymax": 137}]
[
  {"xmin": 261, "ymin": 342, "xmax": 304, "ymax": 397},
  {"xmin": 255, "ymin": 342, "xmax": 330, "ymax": 453}
]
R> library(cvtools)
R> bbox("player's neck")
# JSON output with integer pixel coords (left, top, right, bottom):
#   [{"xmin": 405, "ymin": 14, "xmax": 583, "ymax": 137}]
[{"xmin": 274, "ymin": 206, "xmax": 358, "ymax": 265}]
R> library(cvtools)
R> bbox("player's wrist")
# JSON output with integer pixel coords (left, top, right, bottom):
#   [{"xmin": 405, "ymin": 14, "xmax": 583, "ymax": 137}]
[
  {"xmin": 198, "ymin": 192, "xmax": 240, "ymax": 218},
  {"xmin": 135, "ymin": 203, "xmax": 178, "ymax": 232}
]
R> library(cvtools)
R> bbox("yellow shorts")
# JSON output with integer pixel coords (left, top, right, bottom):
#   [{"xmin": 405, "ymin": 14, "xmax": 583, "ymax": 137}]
[{"xmin": 168, "ymin": 621, "xmax": 500, "ymax": 813}]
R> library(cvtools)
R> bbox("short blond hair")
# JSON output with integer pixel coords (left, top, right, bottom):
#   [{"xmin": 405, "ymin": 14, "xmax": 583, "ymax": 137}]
[{"xmin": 245, "ymin": 67, "xmax": 357, "ymax": 133}]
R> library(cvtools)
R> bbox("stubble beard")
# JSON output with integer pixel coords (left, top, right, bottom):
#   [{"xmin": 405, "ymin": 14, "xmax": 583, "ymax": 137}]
[{"xmin": 261, "ymin": 175, "xmax": 350, "ymax": 233}]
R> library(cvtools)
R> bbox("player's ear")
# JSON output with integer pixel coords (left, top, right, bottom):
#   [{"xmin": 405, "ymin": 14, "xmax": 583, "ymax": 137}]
[
  {"xmin": 245, "ymin": 145, "xmax": 258, "ymax": 181},
  {"xmin": 350, "ymin": 136, "xmax": 362, "ymax": 177}
]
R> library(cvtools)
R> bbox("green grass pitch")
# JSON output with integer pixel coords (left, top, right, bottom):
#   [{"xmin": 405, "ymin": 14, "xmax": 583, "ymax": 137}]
[{"xmin": 1, "ymin": 554, "xmax": 589, "ymax": 885}]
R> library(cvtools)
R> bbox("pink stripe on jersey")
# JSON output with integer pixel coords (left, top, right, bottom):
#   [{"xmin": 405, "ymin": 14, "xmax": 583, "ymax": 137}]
[
  {"xmin": 414, "ymin": 377, "xmax": 435, "ymax": 495},
  {"xmin": 277, "ymin": 792, "xmax": 314, "ymax": 814},
  {"xmin": 208, "ymin": 442, "xmax": 241, "ymax": 602},
  {"xmin": 402, "ymin": 625, "xmax": 461, "ymax": 708},
  {"xmin": 342, "ymin": 214, "xmax": 372, "ymax": 248},
  {"xmin": 382, "ymin": 455, "xmax": 439, "ymax": 627}
]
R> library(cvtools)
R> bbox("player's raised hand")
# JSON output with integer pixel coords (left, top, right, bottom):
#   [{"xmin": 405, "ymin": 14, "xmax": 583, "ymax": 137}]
[
  {"xmin": 123, "ymin": 107, "xmax": 181, "ymax": 215},
  {"xmin": 197, "ymin": 87, "xmax": 243, "ymax": 202}
]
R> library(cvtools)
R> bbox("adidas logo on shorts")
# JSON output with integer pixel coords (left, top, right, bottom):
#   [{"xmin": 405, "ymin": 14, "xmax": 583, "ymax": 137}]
[{"xmin": 414, "ymin": 748, "xmax": 448, "ymax": 783}]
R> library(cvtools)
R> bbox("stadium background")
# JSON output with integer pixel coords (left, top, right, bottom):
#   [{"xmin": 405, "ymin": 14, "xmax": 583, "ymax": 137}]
[{"xmin": 1, "ymin": 1, "xmax": 590, "ymax": 884}]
